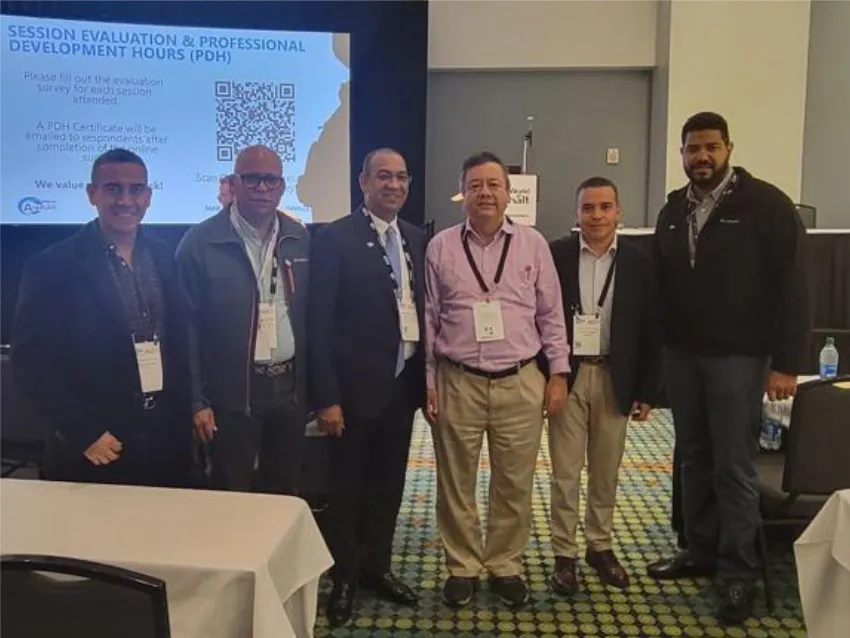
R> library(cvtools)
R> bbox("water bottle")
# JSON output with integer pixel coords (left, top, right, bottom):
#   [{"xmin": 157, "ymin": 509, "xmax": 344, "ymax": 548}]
[{"xmin": 819, "ymin": 337, "xmax": 840, "ymax": 379}]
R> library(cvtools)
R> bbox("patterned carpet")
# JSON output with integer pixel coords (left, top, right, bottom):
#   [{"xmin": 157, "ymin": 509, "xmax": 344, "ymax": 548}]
[{"xmin": 314, "ymin": 410, "xmax": 807, "ymax": 638}]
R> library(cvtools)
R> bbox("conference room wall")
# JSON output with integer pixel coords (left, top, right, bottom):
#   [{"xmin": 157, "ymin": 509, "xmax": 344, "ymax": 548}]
[
  {"xmin": 801, "ymin": 0, "xmax": 850, "ymax": 229},
  {"xmin": 425, "ymin": 70, "xmax": 652, "ymax": 239},
  {"xmin": 658, "ymin": 0, "xmax": 811, "ymax": 213},
  {"xmin": 428, "ymin": 0, "xmax": 657, "ymax": 70}
]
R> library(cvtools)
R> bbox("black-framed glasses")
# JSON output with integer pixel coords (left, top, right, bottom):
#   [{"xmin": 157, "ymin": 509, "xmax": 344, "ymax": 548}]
[{"xmin": 238, "ymin": 173, "xmax": 284, "ymax": 190}]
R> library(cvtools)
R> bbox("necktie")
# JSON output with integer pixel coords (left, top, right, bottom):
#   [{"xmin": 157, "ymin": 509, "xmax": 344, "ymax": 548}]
[{"xmin": 384, "ymin": 226, "xmax": 406, "ymax": 376}]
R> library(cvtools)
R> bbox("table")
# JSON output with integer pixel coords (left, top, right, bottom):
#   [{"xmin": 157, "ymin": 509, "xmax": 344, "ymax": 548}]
[
  {"xmin": 794, "ymin": 489, "xmax": 850, "ymax": 638},
  {"xmin": 0, "ymin": 479, "xmax": 333, "ymax": 638}
]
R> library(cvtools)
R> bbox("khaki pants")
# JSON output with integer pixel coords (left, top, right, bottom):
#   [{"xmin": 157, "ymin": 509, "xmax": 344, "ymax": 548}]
[
  {"xmin": 549, "ymin": 362, "xmax": 628, "ymax": 558},
  {"xmin": 433, "ymin": 360, "xmax": 545, "ymax": 578}
]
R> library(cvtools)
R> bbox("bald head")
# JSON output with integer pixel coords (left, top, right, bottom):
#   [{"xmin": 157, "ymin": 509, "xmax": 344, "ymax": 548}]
[
  {"xmin": 230, "ymin": 145, "xmax": 285, "ymax": 221},
  {"xmin": 234, "ymin": 145, "xmax": 282, "ymax": 175}
]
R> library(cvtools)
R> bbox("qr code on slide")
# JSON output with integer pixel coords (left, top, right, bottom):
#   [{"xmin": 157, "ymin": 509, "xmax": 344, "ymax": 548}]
[{"xmin": 215, "ymin": 81, "xmax": 295, "ymax": 163}]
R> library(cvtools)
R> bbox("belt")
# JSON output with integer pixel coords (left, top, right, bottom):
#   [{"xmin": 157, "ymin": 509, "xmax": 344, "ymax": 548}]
[
  {"xmin": 253, "ymin": 359, "xmax": 295, "ymax": 377},
  {"xmin": 445, "ymin": 356, "xmax": 535, "ymax": 380},
  {"xmin": 579, "ymin": 355, "xmax": 609, "ymax": 366}
]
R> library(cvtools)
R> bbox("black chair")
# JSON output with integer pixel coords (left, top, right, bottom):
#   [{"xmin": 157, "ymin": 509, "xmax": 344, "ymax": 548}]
[
  {"xmin": 795, "ymin": 204, "xmax": 817, "ymax": 229},
  {"xmin": 0, "ymin": 350, "xmax": 47, "ymax": 478},
  {"xmin": 756, "ymin": 375, "xmax": 850, "ymax": 611},
  {"xmin": 1, "ymin": 554, "xmax": 171, "ymax": 638}
]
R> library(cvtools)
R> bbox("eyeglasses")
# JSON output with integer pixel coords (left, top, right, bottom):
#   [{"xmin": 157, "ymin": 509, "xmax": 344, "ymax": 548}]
[{"xmin": 238, "ymin": 173, "xmax": 284, "ymax": 190}]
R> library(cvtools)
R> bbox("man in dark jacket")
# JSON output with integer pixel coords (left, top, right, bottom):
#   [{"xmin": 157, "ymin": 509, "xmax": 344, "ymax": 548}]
[
  {"xmin": 308, "ymin": 148, "xmax": 426, "ymax": 626},
  {"xmin": 12, "ymin": 148, "xmax": 193, "ymax": 487},
  {"xmin": 648, "ymin": 112, "xmax": 809, "ymax": 624},
  {"xmin": 176, "ymin": 145, "xmax": 310, "ymax": 495},
  {"xmin": 548, "ymin": 176, "xmax": 661, "ymax": 595}
]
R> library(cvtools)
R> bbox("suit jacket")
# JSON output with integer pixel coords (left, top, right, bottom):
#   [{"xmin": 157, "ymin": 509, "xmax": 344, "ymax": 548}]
[
  {"xmin": 11, "ymin": 221, "xmax": 192, "ymax": 454},
  {"xmin": 308, "ymin": 208, "xmax": 427, "ymax": 419},
  {"xmin": 549, "ymin": 233, "xmax": 661, "ymax": 415}
]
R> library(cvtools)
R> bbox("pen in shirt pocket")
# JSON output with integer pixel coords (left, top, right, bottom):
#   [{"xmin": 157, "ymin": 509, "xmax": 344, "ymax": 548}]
[{"xmin": 285, "ymin": 259, "xmax": 296, "ymax": 295}]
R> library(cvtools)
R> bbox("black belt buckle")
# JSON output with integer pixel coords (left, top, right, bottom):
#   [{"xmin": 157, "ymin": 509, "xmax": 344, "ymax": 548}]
[{"xmin": 142, "ymin": 395, "xmax": 157, "ymax": 410}]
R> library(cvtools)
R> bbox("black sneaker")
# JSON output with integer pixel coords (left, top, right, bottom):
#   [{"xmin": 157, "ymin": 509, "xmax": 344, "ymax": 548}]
[
  {"xmin": 491, "ymin": 575, "xmax": 528, "ymax": 608},
  {"xmin": 443, "ymin": 576, "xmax": 477, "ymax": 607}
]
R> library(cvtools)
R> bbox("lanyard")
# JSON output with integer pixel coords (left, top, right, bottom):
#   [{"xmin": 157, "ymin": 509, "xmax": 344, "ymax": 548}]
[
  {"xmin": 581, "ymin": 250, "xmax": 618, "ymax": 316},
  {"xmin": 461, "ymin": 224, "xmax": 512, "ymax": 294},
  {"xmin": 259, "ymin": 218, "xmax": 280, "ymax": 297},
  {"xmin": 686, "ymin": 170, "xmax": 738, "ymax": 249},
  {"xmin": 362, "ymin": 208, "xmax": 415, "ymax": 299}
]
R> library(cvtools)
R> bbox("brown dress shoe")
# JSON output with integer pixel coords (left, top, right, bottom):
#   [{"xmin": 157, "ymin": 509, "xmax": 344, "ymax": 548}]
[
  {"xmin": 586, "ymin": 549, "xmax": 630, "ymax": 589},
  {"xmin": 550, "ymin": 556, "xmax": 578, "ymax": 596}
]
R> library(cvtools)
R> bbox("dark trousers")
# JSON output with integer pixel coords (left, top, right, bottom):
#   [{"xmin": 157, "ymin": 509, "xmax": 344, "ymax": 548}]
[
  {"xmin": 209, "ymin": 368, "xmax": 305, "ymax": 495},
  {"xmin": 664, "ymin": 347, "xmax": 767, "ymax": 580},
  {"xmin": 43, "ymin": 402, "xmax": 192, "ymax": 488},
  {"xmin": 325, "ymin": 366, "xmax": 416, "ymax": 582}
]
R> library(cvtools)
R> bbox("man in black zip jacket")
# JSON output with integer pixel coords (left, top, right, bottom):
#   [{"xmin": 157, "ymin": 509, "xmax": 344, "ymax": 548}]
[
  {"xmin": 176, "ymin": 145, "xmax": 310, "ymax": 494},
  {"xmin": 648, "ymin": 112, "xmax": 809, "ymax": 624}
]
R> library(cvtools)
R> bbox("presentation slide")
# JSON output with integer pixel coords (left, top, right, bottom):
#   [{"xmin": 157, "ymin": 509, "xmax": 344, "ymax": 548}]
[{"xmin": 0, "ymin": 15, "xmax": 350, "ymax": 224}]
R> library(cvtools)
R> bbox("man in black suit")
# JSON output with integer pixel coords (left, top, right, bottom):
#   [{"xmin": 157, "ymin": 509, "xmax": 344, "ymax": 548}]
[
  {"xmin": 308, "ymin": 148, "xmax": 426, "ymax": 626},
  {"xmin": 547, "ymin": 176, "xmax": 660, "ymax": 594},
  {"xmin": 12, "ymin": 148, "xmax": 192, "ymax": 487}
]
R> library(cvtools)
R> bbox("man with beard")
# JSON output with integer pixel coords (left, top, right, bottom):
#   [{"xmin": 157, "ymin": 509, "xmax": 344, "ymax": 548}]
[
  {"xmin": 177, "ymin": 145, "xmax": 310, "ymax": 495},
  {"xmin": 13, "ymin": 148, "xmax": 193, "ymax": 486},
  {"xmin": 648, "ymin": 112, "xmax": 809, "ymax": 624},
  {"xmin": 308, "ymin": 148, "xmax": 426, "ymax": 626}
]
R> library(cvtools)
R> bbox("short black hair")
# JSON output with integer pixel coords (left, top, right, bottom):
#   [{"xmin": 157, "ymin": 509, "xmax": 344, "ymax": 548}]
[
  {"xmin": 576, "ymin": 176, "xmax": 619, "ymax": 202},
  {"xmin": 460, "ymin": 151, "xmax": 510, "ymax": 188},
  {"xmin": 362, "ymin": 147, "xmax": 404, "ymax": 174},
  {"xmin": 90, "ymin": 148, "xmax": 147, "ymax": 183},
  {"xmin": 681, "ymin": 112, "xmax": 730, "ymax": 145}
]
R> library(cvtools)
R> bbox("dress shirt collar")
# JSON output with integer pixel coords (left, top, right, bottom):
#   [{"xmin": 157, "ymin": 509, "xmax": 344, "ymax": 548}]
[
  {"xmin": 231, "ymin": 199, "xmax": 278, "ymax": 242},
  {"xmin": 463, "ymin": 215, "xmax": 515, "ymax": 244},
  {"xmin": 365, "ymin": 207, "xmax": 400, "ymax": 238},
  {"xmin": 579, "ymin": 232, "xmax": 618, "ymax": 258}
]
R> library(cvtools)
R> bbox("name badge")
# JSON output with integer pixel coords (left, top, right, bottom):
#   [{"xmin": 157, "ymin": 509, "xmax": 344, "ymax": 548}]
[
  {"xmin": 134, "ymin": 340, "xmax": 163, "ymax": 394},
  {"xmin": 473, "ymin": 300, "xmax": 505, "ymax": 342},
  {"xmin": 573, "ymin": 314, "xmax": 601, "ymax": 356},
  {"xmin": 255, "ymin": 302, "xmax": 277, "ymax": 361},
  {"xmin": 398, "ymin": 299, "xmax": 420, "ymax": 342}
]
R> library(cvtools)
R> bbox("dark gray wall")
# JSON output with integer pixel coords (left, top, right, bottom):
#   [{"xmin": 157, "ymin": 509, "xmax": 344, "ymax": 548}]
[
  {"xmin": 425, "ymin": 70, "xmax": 652, "ymax": 239},
  {"xmin": 801, "ymin": 0, "xmax": 850, "ymax": 228}
]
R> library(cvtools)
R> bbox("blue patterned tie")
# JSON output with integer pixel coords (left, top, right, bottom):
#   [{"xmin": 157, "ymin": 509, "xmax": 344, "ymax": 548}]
[{"xmin": 384, "ymin": 226, "xmax": 406, "ymax": 376}]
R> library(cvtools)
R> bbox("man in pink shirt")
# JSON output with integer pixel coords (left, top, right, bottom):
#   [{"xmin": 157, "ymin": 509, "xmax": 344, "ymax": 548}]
[{"xmin": 424, "ymin": 151, "xmax": 570, "ymax": 608}]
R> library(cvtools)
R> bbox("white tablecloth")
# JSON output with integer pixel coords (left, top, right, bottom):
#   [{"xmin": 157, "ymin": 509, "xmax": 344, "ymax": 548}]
[
  {"xmin": 794, "ymin": 489, "xmax": 850, "ymax": 638},
  {"xmin": 0, "ymin": 479, "xmax": 333, "ymax": 638}
]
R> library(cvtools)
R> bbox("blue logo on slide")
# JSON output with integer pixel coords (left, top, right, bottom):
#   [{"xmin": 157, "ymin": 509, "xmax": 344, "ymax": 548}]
[{"xmin": 17, "ymin": 196, "xmax": 56, "ymax": 216}]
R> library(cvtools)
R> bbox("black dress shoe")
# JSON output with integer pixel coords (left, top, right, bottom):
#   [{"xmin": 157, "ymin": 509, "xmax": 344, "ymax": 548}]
[
  {"xmin": 326, "ymin": 580, "xmax": 356, "ymax": 627},
  {"xmin": 647, "ymin": 550, "xmax": 717, "ymax": 580},
  {"xmin": 718, "ymin": 580, "xmax": 755, "ymax": 625},
  {"xmin": 490, "ymin": 575, "xmax": 528, "ymax": 608},
  {"xmin": 361, "ymin": 571, "xmax": 418, "ymax": 605}
]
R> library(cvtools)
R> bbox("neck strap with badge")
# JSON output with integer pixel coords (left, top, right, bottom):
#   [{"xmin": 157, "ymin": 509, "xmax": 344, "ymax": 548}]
[
  {"xmin": 686, "ymin": 169, "xmax": 738, "ymax": 248},
  {"xmin": 579, "ymin": 248, "xmax": 618, "ymax": 316},
  {"xmin": 461, "ymin": 218, "xmax": 513, "ymax": 294},
  {"xmin": 362, "ymin": 206, "xmax": 415, "ymax": 299}
]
